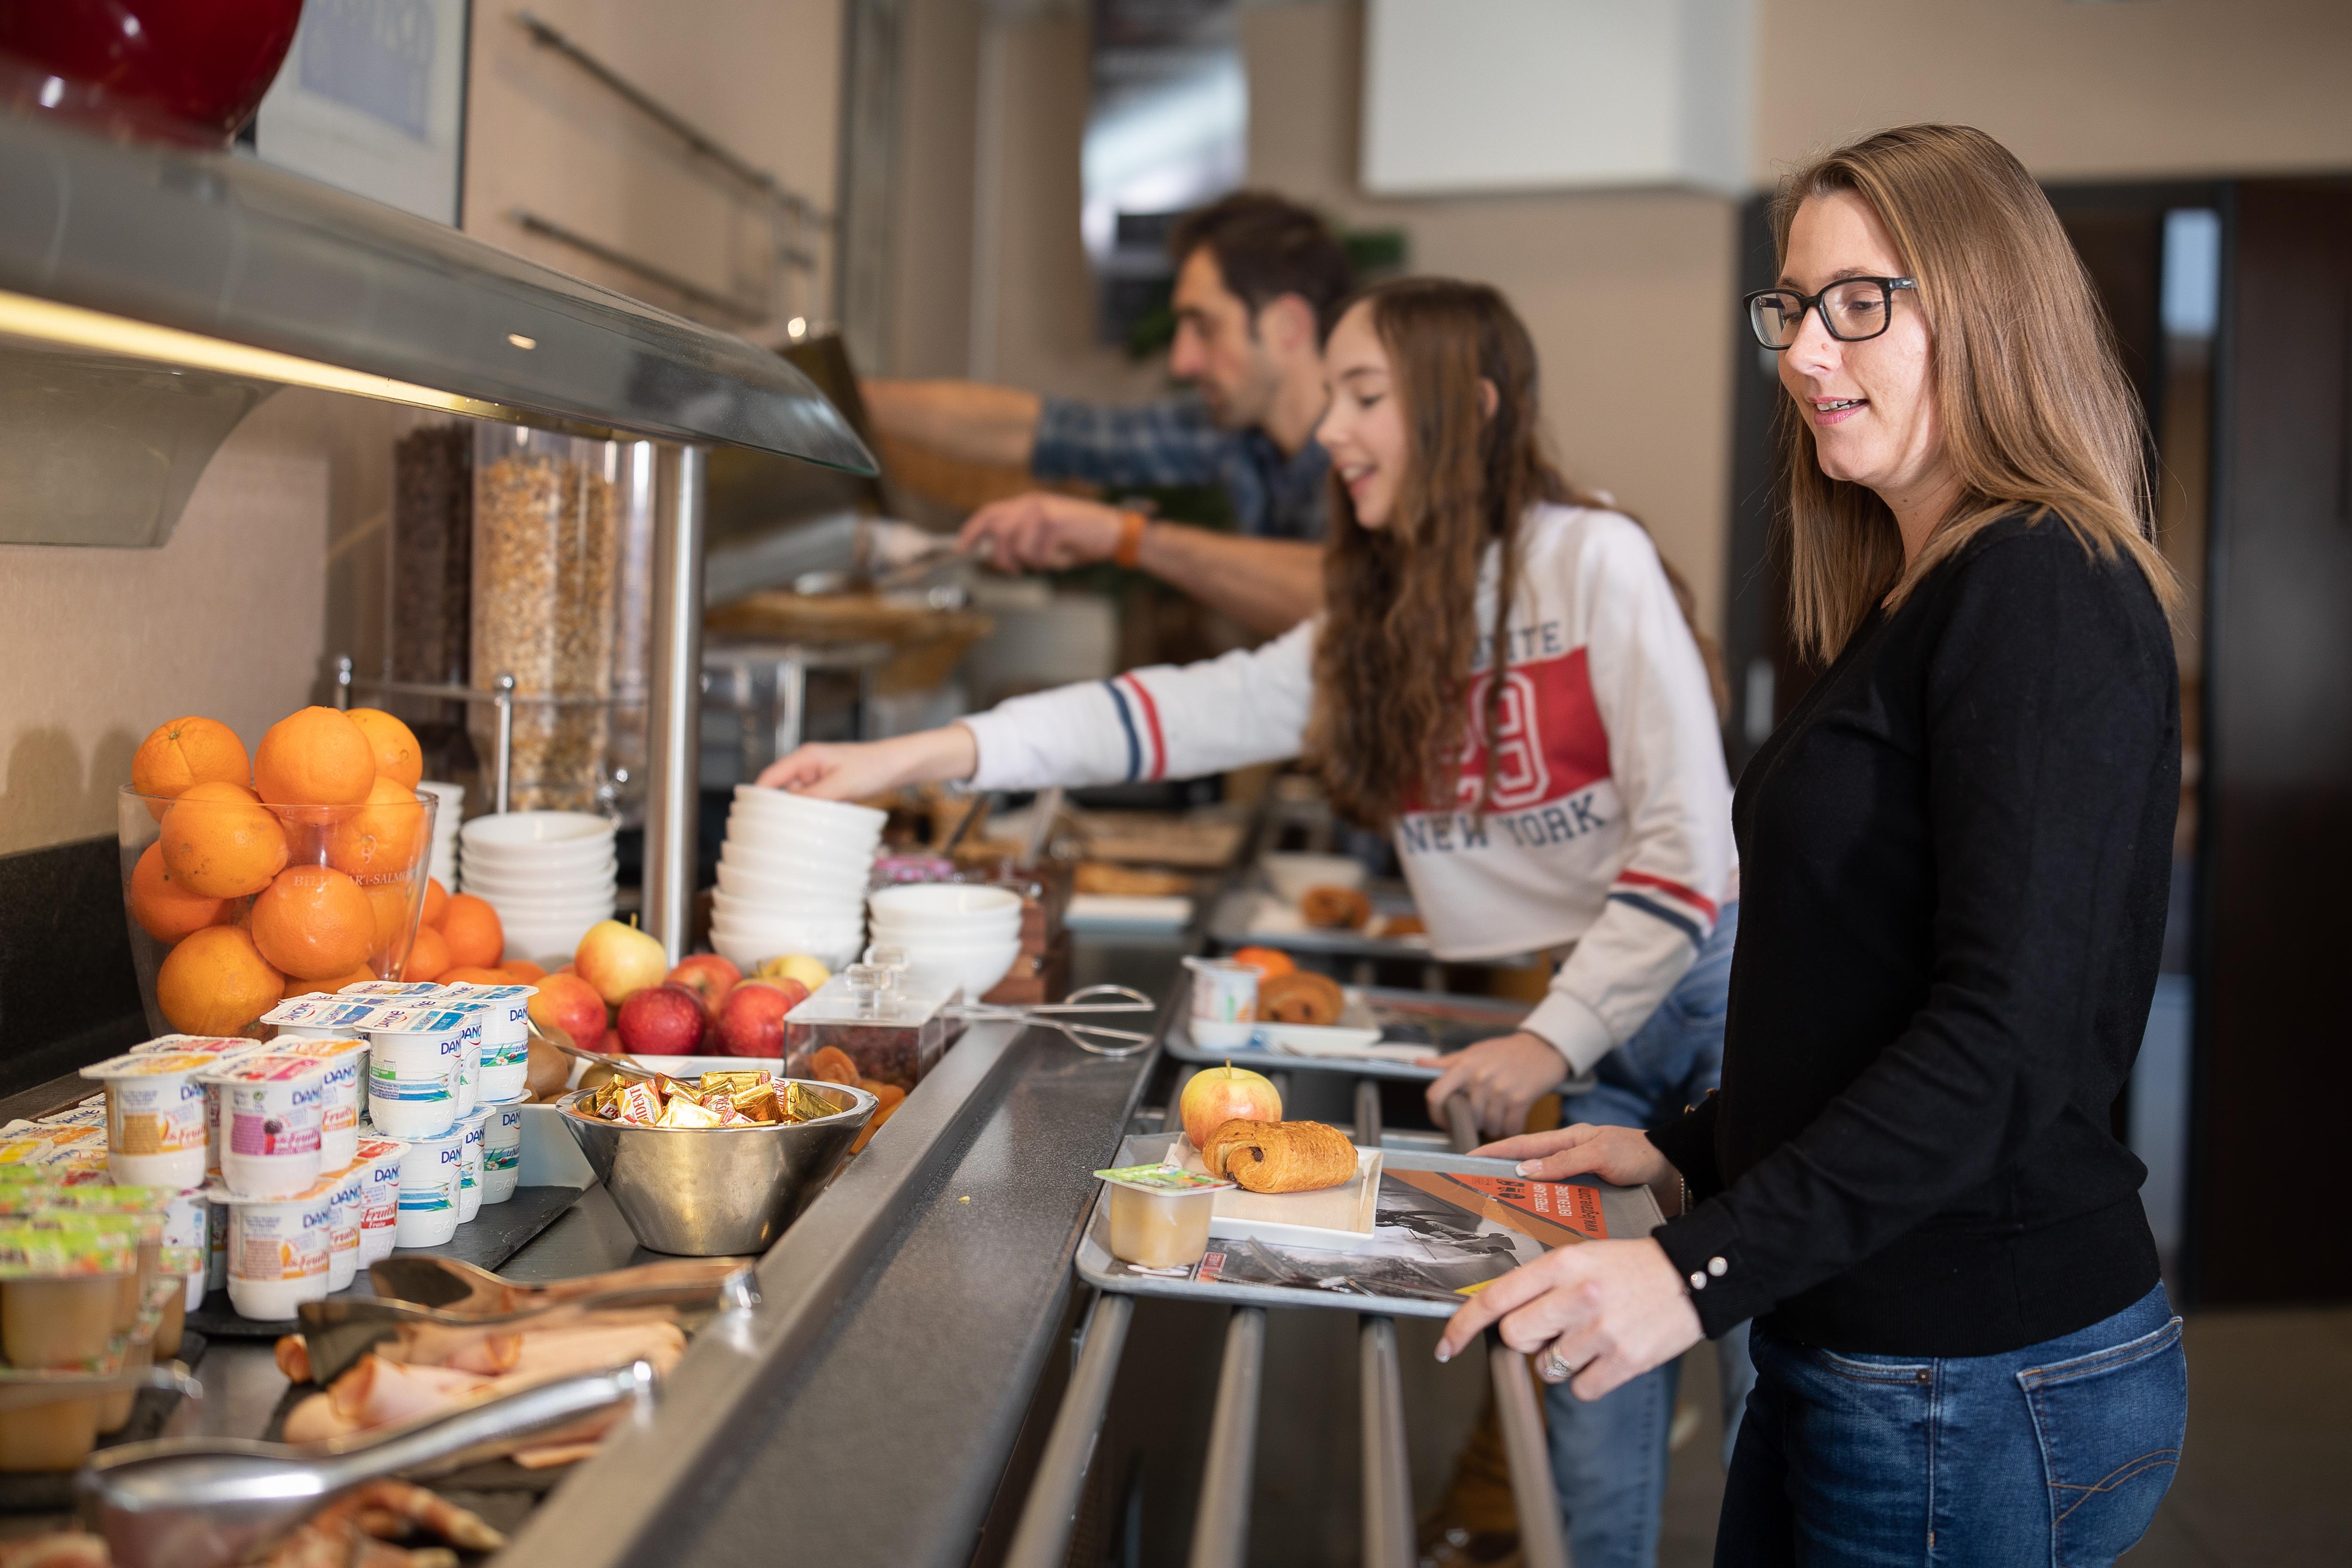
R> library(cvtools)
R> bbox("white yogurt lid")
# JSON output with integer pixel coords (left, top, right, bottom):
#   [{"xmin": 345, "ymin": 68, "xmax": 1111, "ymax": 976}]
[
  {"xmin": 268, "ymin": 1036, "xmax": 369, "ymax": 1061},
  {"xmin": 134, "ymin": 1035, "xmax": 268, "ymax": 1058},
  {"xmin": 81, "ymin": 1052, "xmax": 217, "ymax": 1079}
]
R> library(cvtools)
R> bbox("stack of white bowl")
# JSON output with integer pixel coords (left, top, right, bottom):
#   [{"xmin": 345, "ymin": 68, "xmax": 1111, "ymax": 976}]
[
  {"xmin": 712, "ymin": 786, "xmax": 881, "ymax": 971},
  {"xmin": 419, "ymin": 781, "xmax": 464, "ymax": 889},
  {"xmin": 458, "ymin": 811, "xmax": 618, "ymax": 965},
  {"xmin": 867, "ymin": 883, "xmax": 1024, "ymax": 999}
]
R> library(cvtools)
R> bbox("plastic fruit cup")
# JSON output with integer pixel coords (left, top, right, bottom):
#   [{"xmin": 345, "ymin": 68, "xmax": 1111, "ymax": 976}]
[
  {"xmin": 119, "ymin": 787, "xmax": 439, "ymax": 1039},
  {"xmin": 1103, "ymin": 1178, "xmax": 1223, "ymax": 1270}
]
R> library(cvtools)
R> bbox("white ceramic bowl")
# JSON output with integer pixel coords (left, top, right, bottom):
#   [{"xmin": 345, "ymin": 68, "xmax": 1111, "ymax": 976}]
[
  {"xmin": 474, "ymin": 896, "xmax": 617, "ymax": 928},
  {"xmin": 902, "ymin": 939, "xmax": 1022, "ymax": 1000},
  {"xmin": 731, "ymin": 785, "xmax": 886, "ymax": 832},
  {"xmin": 870, "ymin": 913, "xmax": 1023, "ymax": 947},
  {"xmin": 723, "ymin": 811, "xmax": 878, "ymax": 862},
  {"xmin": 460, "ymin": 837, "xmax": 618, "ymax": 875},
  {"xmin": 869, "ymin": 883, "xmax": 1021, "ymax": 920},
  {"xmin": 462, "ymin": 810, "xmax": 616, "ymax": 850},
  {"xmin": 710, "ymin": 907, "xmax": 863, "ymax": 943},
  {"xmin": 714, "ymin": 860, "xmax": 868, "ymax": 902},
  {"xmin": 711, "ymin": 889, "xmax": 865, "ymax": 923},
  {"xmin": 719, "ymin": 840, "xmax": 873, "ymax": 888},
  {"xmin": 1261, "ymin": 852, "xmax": 1367, "ymax": 905},
  {"xmin": 459, "ymin": 863, "xmax": 619, "ymax": 896}
]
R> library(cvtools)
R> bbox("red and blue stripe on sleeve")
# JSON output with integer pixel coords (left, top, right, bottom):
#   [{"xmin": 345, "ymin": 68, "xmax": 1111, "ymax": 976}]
[
  {"xmin": 1606, "ymin": 870, "xmax": 1718, "ymax": 945},
  {"xmin": 1100, "ymin": 673, "xmax": 1168, "ymax": 784}
]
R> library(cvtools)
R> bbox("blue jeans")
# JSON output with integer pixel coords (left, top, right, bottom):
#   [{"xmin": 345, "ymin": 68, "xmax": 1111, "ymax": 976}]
[
  {"xmin": 1718, "ymin": 1281, "xmax": 2185, "ymax": 1567},
  {"xmin": 1545, "ymin": 903, "xmax": 1758, "ymax": 1568}
]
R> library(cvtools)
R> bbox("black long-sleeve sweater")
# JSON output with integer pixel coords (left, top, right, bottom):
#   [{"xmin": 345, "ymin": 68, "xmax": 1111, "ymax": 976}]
[{"xmin": 1648, "ymin": 515, "xmax": 2177, "ymax": 1356}]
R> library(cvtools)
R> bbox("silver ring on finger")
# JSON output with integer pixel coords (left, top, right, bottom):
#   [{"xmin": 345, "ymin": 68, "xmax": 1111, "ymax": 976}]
[{"xmin": 1538, "ymin": 1342, "xmax": 1576, "ymax": 1383}]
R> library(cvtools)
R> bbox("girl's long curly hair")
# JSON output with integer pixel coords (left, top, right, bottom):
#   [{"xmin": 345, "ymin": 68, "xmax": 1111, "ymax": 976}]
[{"xmin": 1309, "ymin": 278, "xmax": 1719, "ymax": 828}]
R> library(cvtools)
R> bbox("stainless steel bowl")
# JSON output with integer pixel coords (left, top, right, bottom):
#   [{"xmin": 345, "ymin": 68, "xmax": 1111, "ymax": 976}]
[{"xmin": 557, "ymin": 1082, "xmax": 876, "ymax": 1255}]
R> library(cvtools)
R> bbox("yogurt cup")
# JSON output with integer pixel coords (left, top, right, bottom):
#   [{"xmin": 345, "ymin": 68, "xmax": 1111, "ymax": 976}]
[
  {"xmin": 322, "ymin": 1164, "xmax": 364, "ymax": 1292},
  {"xmin": 433, "ymin": 984, "xmax": 536, "ymax": 1103},
  {"xmin": 208, "ymin": 1184, "xmax": 332, "ymax": 1321},
  {"xmin": 262, "ymin": 1039, "xmax": 366, "ymax": 1172},
  {"xmin": 362, "ymin": 1007, "xmax": 472, "ymax": 1139},
  {"xmin": 162, "ymin": 1187, "xmax": 208, "ymax": 1313},
  {"xmin": 351, "ymin": 1138, "xmax": 405, "ymax": 1265},
  {"xmin": 456, "ymin": 1109, "xmax": 487, "ymax": 1223},
  {"xmin": 200, "ymin": 1056, "xmax": 327, "ymax": 1199},
  {"xmin": 131, "ymin": 1036, "xmax": 267, "ymax": 1175},
  {"xmin": 260, "ymin": 998, "xmax": 383, "ymax": 1037},
  {"xmin": 455, "ymin": 1031, "xmax": 480, "ymax": 1118},
  {"xmin": 1182, "ymin": 957, "xmax": 1260, "ymax": 1025},
  {"xmin": 33, "ymin": 1098, "xmax": 106, "ymax": 1129},
  {"xmin": 481, "ymin": 1098, "xmax": 525, "ymax": 1205},
  {"xmin": 393, "ymin": 1130, "xmax": 464, "ymax": 1248},
  {"xmin": 79, "ymin": 1053, "xmax": 211, "ymax": 1190}
]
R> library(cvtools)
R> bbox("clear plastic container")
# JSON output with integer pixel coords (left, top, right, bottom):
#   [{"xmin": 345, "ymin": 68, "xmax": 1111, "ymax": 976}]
[
  {"xmin": 781, "ymin": 968, "xmax": 951, "ymax": 1090},
  {"xmin": 1097, "ymin": 1163, "xmax": 1232, "ymax": 1270},
  {"xmin": 470, "ymin": 426, "xmax": 621, "ymax": 813}
]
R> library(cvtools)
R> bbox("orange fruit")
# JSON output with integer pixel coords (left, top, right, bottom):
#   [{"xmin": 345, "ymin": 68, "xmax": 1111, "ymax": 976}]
[
  {"xmin": 438, "ymin": 894, "xmax": 504, "ymax": 970},
  {"xmin": 155, "ymin": 926, "xmax": 283, "ymax": 1036},
  {"xmin": 404, "ymin": 924, "xmax": 451, "ymax": 982},
  {"xmin": 420, "ymin": 876, "xmax": 449, "ymax": 928},
  {"xmin": 364, "ymin": 880, "xmax": 418, "ymax": 955},
  {"xmin": 1231, "ymin": 946, "xmax": 1297, "ymax": 979},
  {"xmin": 284, "ymin": 964, "xmax": 374, "ymax": 1000},
  {"xmin": 326, "ymin": 777, "xmax": 423, "ymax": 878},
  {"xmin": 251, "ymin": 865, "xmax": 376, "ymax": 980},
  {"xmin": 131, "ymin": 716, "xmax": 249, "ymax": 817},
  {"xmin": 344, "ymin": 708, "xmax": 423, "ymax": 790},
  {"xmin": 254, "ymin": 707, "xmax": 375, "ymax": 806},
  {"xmin": 160, "ymin": 782, "xmax": 289, "ymax": 899},
  {"xmin": 440, "ymin": 965, "xmax": 514, "ymax": 986},
  {"xmin": 501, "ymin": 960, "xmax": 547, "ymax": 983},
  {"xmin": 127, "ymin": 842, "xmax": 227, "ymax": 943}
]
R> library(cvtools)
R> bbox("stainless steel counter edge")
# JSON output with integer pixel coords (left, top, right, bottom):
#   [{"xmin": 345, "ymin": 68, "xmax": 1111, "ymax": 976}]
[{"xmin": 496, "ymin": 1010, "xmax": 1165, "ymax": 1568}]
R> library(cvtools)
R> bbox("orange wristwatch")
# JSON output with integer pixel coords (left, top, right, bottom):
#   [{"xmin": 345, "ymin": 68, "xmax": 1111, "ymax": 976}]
[{"xmin": 1113, "ymin": 509, "xmax": 1149, "ymax": 569}]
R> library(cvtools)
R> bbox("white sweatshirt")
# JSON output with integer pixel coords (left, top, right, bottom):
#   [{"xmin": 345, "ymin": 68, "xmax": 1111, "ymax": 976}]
[{"xmin": 962, "ymin": 504, "xmax": 1737, "ymax": 1076}]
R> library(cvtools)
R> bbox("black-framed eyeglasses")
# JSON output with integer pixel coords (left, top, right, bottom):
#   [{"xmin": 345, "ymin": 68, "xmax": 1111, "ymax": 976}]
[{"xmin": 1744, "ymin": 277, "xmax": 1917, "ymax": 349}]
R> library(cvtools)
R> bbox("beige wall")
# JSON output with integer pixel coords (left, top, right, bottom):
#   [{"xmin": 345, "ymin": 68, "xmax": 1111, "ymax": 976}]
[
  {"xmin": 462, "ymin": 0, "xmax": 844, "ymax": 334},
  {"xmin": 1756, "ymin": 0, "xmax": 2352, "ymax": 183},
  {"xmin": 0, "ymin": 390, "xmax": 428, "ymax": 856}
]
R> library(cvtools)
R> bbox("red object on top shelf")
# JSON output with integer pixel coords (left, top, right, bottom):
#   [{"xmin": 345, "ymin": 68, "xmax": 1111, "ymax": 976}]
[{"xmin": 0, "ymin": 0, "xmax": 304, "ymax": 143}]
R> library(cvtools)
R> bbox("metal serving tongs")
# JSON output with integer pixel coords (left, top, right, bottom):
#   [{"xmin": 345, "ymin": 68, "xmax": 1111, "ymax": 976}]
[
  {"xmin": 295, "ymin": 1256, "xmax": 756, "ymax": 1385},
  {"xmin": 952, "ymin": 985, "xmax": 1158, "ymax": 1059},
  {"xmin": 79, "ymin": 1360, "xmax": 656, "ymax": 1568}
]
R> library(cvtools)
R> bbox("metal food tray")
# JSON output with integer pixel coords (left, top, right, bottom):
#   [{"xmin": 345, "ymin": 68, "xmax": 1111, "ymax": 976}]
[
  {"xmin": 1076, "ymin": 1131, "xmax": 1663, "ymax": 1319},
  {"xmin": 1163, "ymin": 983, "xmax": 1536, "ymax": 1082}
]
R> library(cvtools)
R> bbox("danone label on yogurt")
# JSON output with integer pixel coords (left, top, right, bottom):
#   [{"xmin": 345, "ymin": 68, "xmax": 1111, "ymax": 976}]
[
  {"xmin": 399, "ymin": 1145, "xmax": 461, "ymax": 1214},
  {"xmin": 237, "ymin": 1203, "xmax": 330, "ymax": 1282}
]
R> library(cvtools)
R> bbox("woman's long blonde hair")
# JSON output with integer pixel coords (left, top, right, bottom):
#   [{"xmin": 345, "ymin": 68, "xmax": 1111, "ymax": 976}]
[{"xmin": 1773, "ymin": 124, "xmax": 2178, "ymax": 661}]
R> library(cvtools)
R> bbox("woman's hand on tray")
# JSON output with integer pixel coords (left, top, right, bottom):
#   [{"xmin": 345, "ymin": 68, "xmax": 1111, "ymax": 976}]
[
  {"xmin": 1420, "ymin": 1031, "xmax": 1570, "ymax": 1136},
  {"xmin": 756, "ymin": 725, "xmax": 978, "ymax": 796},
  {"xmin": 1434, "ymin": 1236, "xmax": 1702, "ymax": 1401},
  {"xmin": 1474, "ymin": 1122, "xmax": 1674, "ymax": 1193}
]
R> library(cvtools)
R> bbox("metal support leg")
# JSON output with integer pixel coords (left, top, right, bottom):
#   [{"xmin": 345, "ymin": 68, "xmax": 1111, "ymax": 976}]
[
  {"xmin": 1444, "ymin": 1094, "xmax": 1480, "ymax": 1155},
  {"xmin": 1004, "ymin": 1291, "xmax": 1134, "ymax": 1568},
  {"xmin": 1185, "ymin": 1307, "xmax": 1265, "ymax": 1568},
  {"xmin": 492, "ymin": 674, "xmax": 516, "ymax": 815},
  {"xmin": 1359, "ymin": 1315, "xmax": 1412, "ymax": 1568},
  {"xmin": 1491, "ymin": 1332, "xmax": 1571, "ymax": 1568},
  {"xmin": 644, "ymin": 444, "xmax": 706, "ymax": 962},
  {"xmin": 1354, "ymin": 1078, "xmax": 1382, "ymax": 1148}
]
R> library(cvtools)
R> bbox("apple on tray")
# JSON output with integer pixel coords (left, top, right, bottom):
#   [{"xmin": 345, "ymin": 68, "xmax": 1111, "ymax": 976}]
[
  {"xmin": 575, "ymin": 919, "xmax": 670, "ymax": 1007},
  {"xmin": 1179, "ymin": 1063, "xmax": 1282, "ymax": 1150},
  {"xmin": 667, "ymin": 954, "xmax": 741, "ymax": 1016},
  {"xmin": 615, "ymin": 984, "xmax": 707, "ymax": 1057}
]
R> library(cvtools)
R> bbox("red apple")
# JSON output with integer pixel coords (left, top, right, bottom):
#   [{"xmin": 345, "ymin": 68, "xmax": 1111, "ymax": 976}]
[
  {"xmin": 1180, "ymin": 1065, "xmax": 1282, "ymax": 1150},
  {"xmin": 527, "ymin": 973, "xmax": 607, "ymax": 1051},
  {"xmin": 667, "ymin": 954, "xmax": 741, "ymax": 1016},
  {"xmin": 715, "ymin": 979, "xmax": 803, "ymax": 1059},
  {"xmin": 616, "ymin": 984, "xmax": 707, "ymax": 1056}
]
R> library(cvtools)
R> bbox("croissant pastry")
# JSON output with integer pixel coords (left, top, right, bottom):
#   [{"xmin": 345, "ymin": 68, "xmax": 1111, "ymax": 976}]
[
  {"xmin": 1257, "ymin": 971, "xmax": 1345, "ymax": 1026},
  {"xmin": 1201, "ymin": 1120, "xmax": 1358, "ymax": 1193},
  {"xmin": 1299, "ymin": 885, "xmax": 1371, "ymax": 930}
]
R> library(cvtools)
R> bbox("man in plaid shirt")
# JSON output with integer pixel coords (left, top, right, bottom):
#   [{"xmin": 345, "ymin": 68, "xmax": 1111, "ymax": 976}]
[{"xmin": 862, "ymin": 192, "xmax": 1349, "ymax": 636}]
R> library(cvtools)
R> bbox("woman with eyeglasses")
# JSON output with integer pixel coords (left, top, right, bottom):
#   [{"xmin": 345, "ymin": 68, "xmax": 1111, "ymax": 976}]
[
  {"xmin": 762, "ymin": 277, "xmax": 1748, "ymax": 1568},
  {"xmin": 1438, "ymin": 124, "xmax": 2187, "ymax": 1564}
]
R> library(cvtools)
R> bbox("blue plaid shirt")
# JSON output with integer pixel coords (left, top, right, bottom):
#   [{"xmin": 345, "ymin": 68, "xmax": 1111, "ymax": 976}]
[{"xmin": 1031, "ymin": 395, "xmax": 1329, "ymax": 541}]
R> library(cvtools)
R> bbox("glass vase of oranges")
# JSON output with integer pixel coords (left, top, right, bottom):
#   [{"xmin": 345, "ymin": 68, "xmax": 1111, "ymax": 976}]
[{"xmin": 118, "ymin": 707, "xmax": 441, "ymax": 1039}]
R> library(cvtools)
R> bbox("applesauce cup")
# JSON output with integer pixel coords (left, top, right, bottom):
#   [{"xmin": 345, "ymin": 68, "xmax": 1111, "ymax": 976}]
[{"xmin": 1094, "ymin": 1162, "xmax": 1233, "ymax": 1271}]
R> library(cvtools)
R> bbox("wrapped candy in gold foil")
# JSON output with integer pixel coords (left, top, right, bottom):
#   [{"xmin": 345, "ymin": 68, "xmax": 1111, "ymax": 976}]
[
  {"xmin": 732, "ymin": 1083, "xmax": 784, "ymax": 1124},
  {"xmin": 785, "ymin": 1083, "xmax": 836, "ymax": 1124},
  {"xmin": 617, "ymin": 1081, "xmax": 663, "ymax": 1124},
  {"xmin": 653, "ymin": 1096, "xmax": 722, "ymax": 1129},
  {"xmin": 698, "ymin": 1070, "xmax": 772, "ymax": 1098}
]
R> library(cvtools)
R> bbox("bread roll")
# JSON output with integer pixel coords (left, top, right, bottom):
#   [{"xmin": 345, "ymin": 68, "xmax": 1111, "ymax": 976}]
[
  {"xmin": 1257, "ymin": 971, "xmax": 1344, "ymax": 1026},
  {"xmin": 1201, "ymin": 1120, "xmax": 1358, "ymax": 1193},
  {"xmin": 1299, "ymin": 886, "xmax": 1371, "ymax": 930}
]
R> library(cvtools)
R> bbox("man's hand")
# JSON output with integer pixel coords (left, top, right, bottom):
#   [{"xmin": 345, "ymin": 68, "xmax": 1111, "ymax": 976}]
[
  {"xmin": 1421, "ymin": 1031, "xmax": 1572, "ymax": 1138},
  {"xmin": 1434, "ymin": 1239, "xmax": 1703, "ymax": 1401},
  {"xmin": 959, "ymin": 493, "xmax": 1129, "ymax": 574}
]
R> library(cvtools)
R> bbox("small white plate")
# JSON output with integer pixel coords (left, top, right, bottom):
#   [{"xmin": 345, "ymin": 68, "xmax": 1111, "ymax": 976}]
[{"xmin": 1171, "ymin": 1137, "xmax": 1383, "ymax": 1253}]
